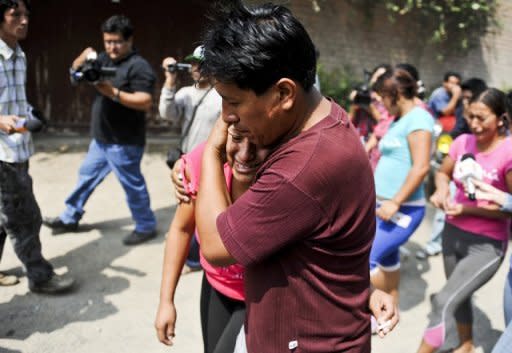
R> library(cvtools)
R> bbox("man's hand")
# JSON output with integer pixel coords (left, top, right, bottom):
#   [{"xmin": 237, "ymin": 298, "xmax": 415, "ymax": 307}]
[
  {"xmin": 448, "ymin": 83, "xmax": 462, "ymax": 98},
  {"xmin": 368, "ymin": 288, "xmax": 399, "ymax": 338},
  {"xmin": 154, "ymin": 300, "xmax": 177, "ymax": 346},
  {"xmin": 162, "ymin": 57, "xmax": 178, "ymax": 89},
  {"xmin": 376, "ymin": 200, "xmax": 399, "ymax": 222},
  {"xmin": 206, "ymin": 116, "xmax": 229, "ymax": 160},
  {"xmin": 94, "ymin": 81, "xmax": 116, "ymax": 99},
  {"xmin": 72, "ymin": 47, "xmax": 96, "ymax": 70},
  {"xmin": 0, "ymin": 115, "xmax": 20, "ymax": 134},
  {"xmin": 171, "ymin": 159, "xmax": 194, "ymax": 203}
]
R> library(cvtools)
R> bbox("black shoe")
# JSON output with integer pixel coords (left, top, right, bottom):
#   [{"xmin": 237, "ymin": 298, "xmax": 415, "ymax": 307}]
[
  {"xmin": 29, "ymin": 273, "xmax": 75, "ymax": 294},
  {"xmin": 123, "ymin": 230, "xmax": 157, "ymax": 246},
  {"xmin": 42, "ymin": 217, "xmax": 78, "ymax": 233}
]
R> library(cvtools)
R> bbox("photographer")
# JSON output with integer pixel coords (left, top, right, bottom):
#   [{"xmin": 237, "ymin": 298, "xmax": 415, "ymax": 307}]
[
  {"xmin": 158, "ymin": 46, "xmax": 221, "ymax": 273},
  {"xmin": 43, "ymin": 15, "xmax": 158, "ymax": 246},
  {"xmin": 347, "ymin": 70, "xmax": 381, "ymax": 143},
  {"xmin": 158, "ymin": 45, "xmax": 221, "ymax": 155},
  {"xmin": 0, "ymin": 0, "xmax": 74, "ymax": 293}
]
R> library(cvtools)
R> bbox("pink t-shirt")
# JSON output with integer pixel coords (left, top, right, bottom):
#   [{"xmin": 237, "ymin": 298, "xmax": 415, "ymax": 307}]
[
  {"xmin": 181, "ymin": 142, "xmax": 245, "ymax": 301},
  {"xmin": 448, "ymin": 134, "xmax": 512, "ymax": 241}
]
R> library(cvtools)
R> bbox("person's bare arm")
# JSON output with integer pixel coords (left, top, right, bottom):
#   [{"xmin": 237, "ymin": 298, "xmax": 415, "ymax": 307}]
[
  {"xmin": 195, "ymin": 118, "xmax": 235, "ymax": 266},
  {"xmin": 440, "ymin": 84, "xmax": 461, "ymax": 117},
  {"xmin": 94, "ymin": 82, "xmax": 152, "ymax": 112},
  {"xmin": 430, "ymin": 156, "xmax": 455, "ymax": 209},
  {"xmin": 71, "ymin": 47, "xmax": 96, "ymax": 70},
  {"xmin": 377, "ymin": 130, "xmax": 431, "ymax": 221},
  {"xmin": 155, "ymin": 195, "xmax": 196, "ymax": 345},
  {"xmin": 445, "ymin": 170, "xmax": 512, "ymax": 219}
]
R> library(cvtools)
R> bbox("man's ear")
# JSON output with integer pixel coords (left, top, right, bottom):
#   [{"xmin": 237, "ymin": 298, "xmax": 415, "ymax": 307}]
[{"xmin": 275, "ymin": 78, "xmax": 296, "ymax": 111}]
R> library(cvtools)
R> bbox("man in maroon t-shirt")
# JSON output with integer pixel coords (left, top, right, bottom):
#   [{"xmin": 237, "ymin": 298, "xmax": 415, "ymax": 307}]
[{"xmin": 194, "ymin": 3, "xmax": 399, "ymax": 353}]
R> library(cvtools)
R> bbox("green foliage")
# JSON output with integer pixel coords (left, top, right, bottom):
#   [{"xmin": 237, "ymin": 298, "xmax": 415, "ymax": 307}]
[
  {"xmin": 317, "ymin": 65, "xmax": 361, "ymax": 109},
  {"xmin": 350, "ymin": 0, "xmax": 499, "ymax": 52}
]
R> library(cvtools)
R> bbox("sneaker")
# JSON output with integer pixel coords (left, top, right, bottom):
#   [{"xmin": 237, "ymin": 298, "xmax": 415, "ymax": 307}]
[
  {"xmin": 122, "ymin": 230, "xmax": 157, "ymax": 246},
  {"xmin": 415, "ymin": 244, "xmax": 441, "ymax": 260},
  {"xmin": 0, "ymin": 272, "xmax": 19, "ymax": 286},
  {"xmin": 29, "ymin": 273, "xmax": 75, "ymax": 294},
  {"xmin": 42, "ymin": 217, "xmax": 79, "ymax": 233}
]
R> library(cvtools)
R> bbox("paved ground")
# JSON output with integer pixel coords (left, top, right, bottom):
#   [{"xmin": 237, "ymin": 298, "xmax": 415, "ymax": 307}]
[{"xmin": 0, "ymin": 143, "xmax": 510, "ymax": 353}]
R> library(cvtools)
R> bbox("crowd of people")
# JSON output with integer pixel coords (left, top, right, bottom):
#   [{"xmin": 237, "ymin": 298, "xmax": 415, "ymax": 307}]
[{"xmin": 1, "ymin": 0, "xmax": 511, "ymax": 352}]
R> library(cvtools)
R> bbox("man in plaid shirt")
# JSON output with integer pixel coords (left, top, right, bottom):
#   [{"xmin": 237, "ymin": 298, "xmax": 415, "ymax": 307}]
[{"xmin": 0, "ymin": 0, "xmax": 74, "ymax": 293}]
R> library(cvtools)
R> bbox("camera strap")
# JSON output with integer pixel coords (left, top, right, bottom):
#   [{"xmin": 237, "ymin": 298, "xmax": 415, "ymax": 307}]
[{"xmin": 179, "ymin": 86, "xmax": 213, "ymax": 145}]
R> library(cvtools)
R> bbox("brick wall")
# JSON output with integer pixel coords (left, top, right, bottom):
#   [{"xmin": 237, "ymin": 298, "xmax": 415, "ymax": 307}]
[{"xmin": 247, "ymin": 0, "xmax": 512, "ymax": 92}]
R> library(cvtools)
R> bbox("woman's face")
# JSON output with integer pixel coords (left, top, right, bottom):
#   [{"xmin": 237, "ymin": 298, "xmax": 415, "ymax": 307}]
[
  {"xmin": 226, "ymin": 124, "xmax": 271, "ymax": 184},
  {"xmin": 380, "ymin": 92, "xmax": 399, "ymax": 116},
  {"xmin": 466, "ymin": 101, "xmax": 502, "ymax": 144}
]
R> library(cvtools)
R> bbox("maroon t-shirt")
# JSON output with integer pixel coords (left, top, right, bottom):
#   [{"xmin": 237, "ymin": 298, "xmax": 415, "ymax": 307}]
[{"xmin": 217, "ymin": 102, "xmax": 376, "ymax": 353}]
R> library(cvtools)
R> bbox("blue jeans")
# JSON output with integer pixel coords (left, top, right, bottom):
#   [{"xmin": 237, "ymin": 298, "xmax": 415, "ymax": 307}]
[
  {"xmin": 492, "ymin": 321, "xmax": 512, "ymax": 353},
  {"xmin": 60, "ymin": 140, "xmax": 156, "ymax": 233},
  {"xmin": 493, "ymin": 261, "xmax": 512, "ymax": 352},
  {"xmin": 504, "ymin": 259, "xmax": 512, "ymax": 325}
]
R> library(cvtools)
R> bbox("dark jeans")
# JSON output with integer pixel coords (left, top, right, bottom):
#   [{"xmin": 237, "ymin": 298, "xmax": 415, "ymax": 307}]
[
  {"xmin": 200, "ymin": 274, "xmax": 245, "ymax": 353},
  {"xmin": 0, "ymin": 161, "xmax": 53, "ymax": 285}
]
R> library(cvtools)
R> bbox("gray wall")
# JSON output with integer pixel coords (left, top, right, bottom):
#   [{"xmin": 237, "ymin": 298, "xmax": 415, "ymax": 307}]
[{"xmin": 249, "ymin": 0, "xmax": 512, "ymax": 91}]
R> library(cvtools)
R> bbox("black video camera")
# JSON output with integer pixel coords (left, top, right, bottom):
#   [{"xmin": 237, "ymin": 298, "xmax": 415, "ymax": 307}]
[
  {"xmin": 167, "ymin": 63, "xmax": 191, "ymax": 73},
  {"xmin": 72, "ymin": 59, "xmax": 117, "ymax": 83},
  {"xmin": 352, "ymin": 70, "xmax": 372, "ymax": 106}
]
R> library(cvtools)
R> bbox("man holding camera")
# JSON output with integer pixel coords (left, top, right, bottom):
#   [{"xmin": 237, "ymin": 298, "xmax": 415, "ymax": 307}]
[
  {"xmin": 0, "ymin": 0, "xmax": 74, "ymax": 293},
  {"xmin": 159, "ymin": 45, "xmax": 221, "ymax": 155},
  {"xmin": 43, "ymin": 15, "xmax": 158, "ymax": 246},
  {"xmin": 158, "ymin": 46, "xmax": 221, "ymax": 272}
]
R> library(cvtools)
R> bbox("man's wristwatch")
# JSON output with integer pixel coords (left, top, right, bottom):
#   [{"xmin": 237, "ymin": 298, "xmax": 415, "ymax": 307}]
[{"xmin": 113, "ymin": 88, "xmax": 121, "ymax": 102}]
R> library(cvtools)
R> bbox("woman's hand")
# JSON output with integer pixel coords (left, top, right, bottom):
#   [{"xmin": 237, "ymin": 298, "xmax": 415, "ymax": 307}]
[
  {"xmin": 472, "ymin": 179, "xmax": 508, "ymax": 206},
  {"xmin": 155, "ymin": 300, "xmax": 177, "ymax": 346},
  {"xmin": 430, "ymin": 188, "xmax": 450, "ymax": 209},
  {"xmin": 376, "ymin": 200, "xmax": 399, "ymax": 222},
  {"xmin": 443, "ymin": 199, "xmax": 464, "ymax": 216}
]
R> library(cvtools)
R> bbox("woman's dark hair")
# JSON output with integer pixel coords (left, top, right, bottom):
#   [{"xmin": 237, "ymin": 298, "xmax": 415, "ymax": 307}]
[
  {"xmin": 101, "ymin": 15, "xmax": 133, "ymax": 40},
  {"xmin": 201, "ymin": 2, "xmax": 316, "ymax": 95},
  {"xmin": 395, "ymin": 63, "xmax": 425, "ymax": 99},
  {"xmin": 0, "ymin": 0, "xmax": 30, "ymax": 23},
  {"xmin": 474, "ymin": 88, "xmax": 511, "ymax": 134},
  {"xmin": 373, "ymin": 68, "xmax": 418, "ymax": 104}
]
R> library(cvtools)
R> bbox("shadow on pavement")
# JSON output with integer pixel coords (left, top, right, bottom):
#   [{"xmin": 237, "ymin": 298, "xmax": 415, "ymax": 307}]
[
  {"xmin": 399, "ymin": 240, "xmax": 431, "ymax": 311},
  {"xmin": 0, "ymin": 205, "xmax": 174, "ymax": 340},
  {"xmin": 0, "ymin": 347, "xmax": 21, "ymax": 353}
]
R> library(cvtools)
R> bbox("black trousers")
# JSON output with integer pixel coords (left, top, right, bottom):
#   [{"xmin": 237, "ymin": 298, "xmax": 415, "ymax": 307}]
[
  {"xmin": 0, "ymin": 161, "xmax": 53, "ymax": 284},
  {"xmin": 200, "ymin": 274, "xmax": 246, "ymax": 353}
]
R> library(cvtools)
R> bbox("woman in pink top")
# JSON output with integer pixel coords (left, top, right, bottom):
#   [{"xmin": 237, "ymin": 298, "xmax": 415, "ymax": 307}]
[
  {"xmin": 417, "ymin": 88, "xmax": 512, "ymax": 353},
  {"xmin": 155, "ymin": 124, "xmax": 270, "ymax": 353}
]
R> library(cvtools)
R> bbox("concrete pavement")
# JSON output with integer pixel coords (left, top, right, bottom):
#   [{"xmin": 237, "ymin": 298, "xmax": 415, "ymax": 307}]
[{"xmin": 0, "ymin": 147, "xmax": 509, "ymax": 353}]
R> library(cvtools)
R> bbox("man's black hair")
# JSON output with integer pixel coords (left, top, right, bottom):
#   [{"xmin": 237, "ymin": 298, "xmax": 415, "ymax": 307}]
[
  {"xmin": 101, "ymin": 15, "xmax": 133, "ymax": 40},
  {"xmin": 461, "ymin": 78, "xmax": 487, "ymax": 103},
  {"xmin": 443, "ymin": 71, "xmax": 461, "ymax": 82},
  {"xmin": 201, "ymin": 1, "xmax": 316, "ymax": 95},
  {"xmin": 0, "ymin": 0, "xmax": 30, "ymax": 23}
]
